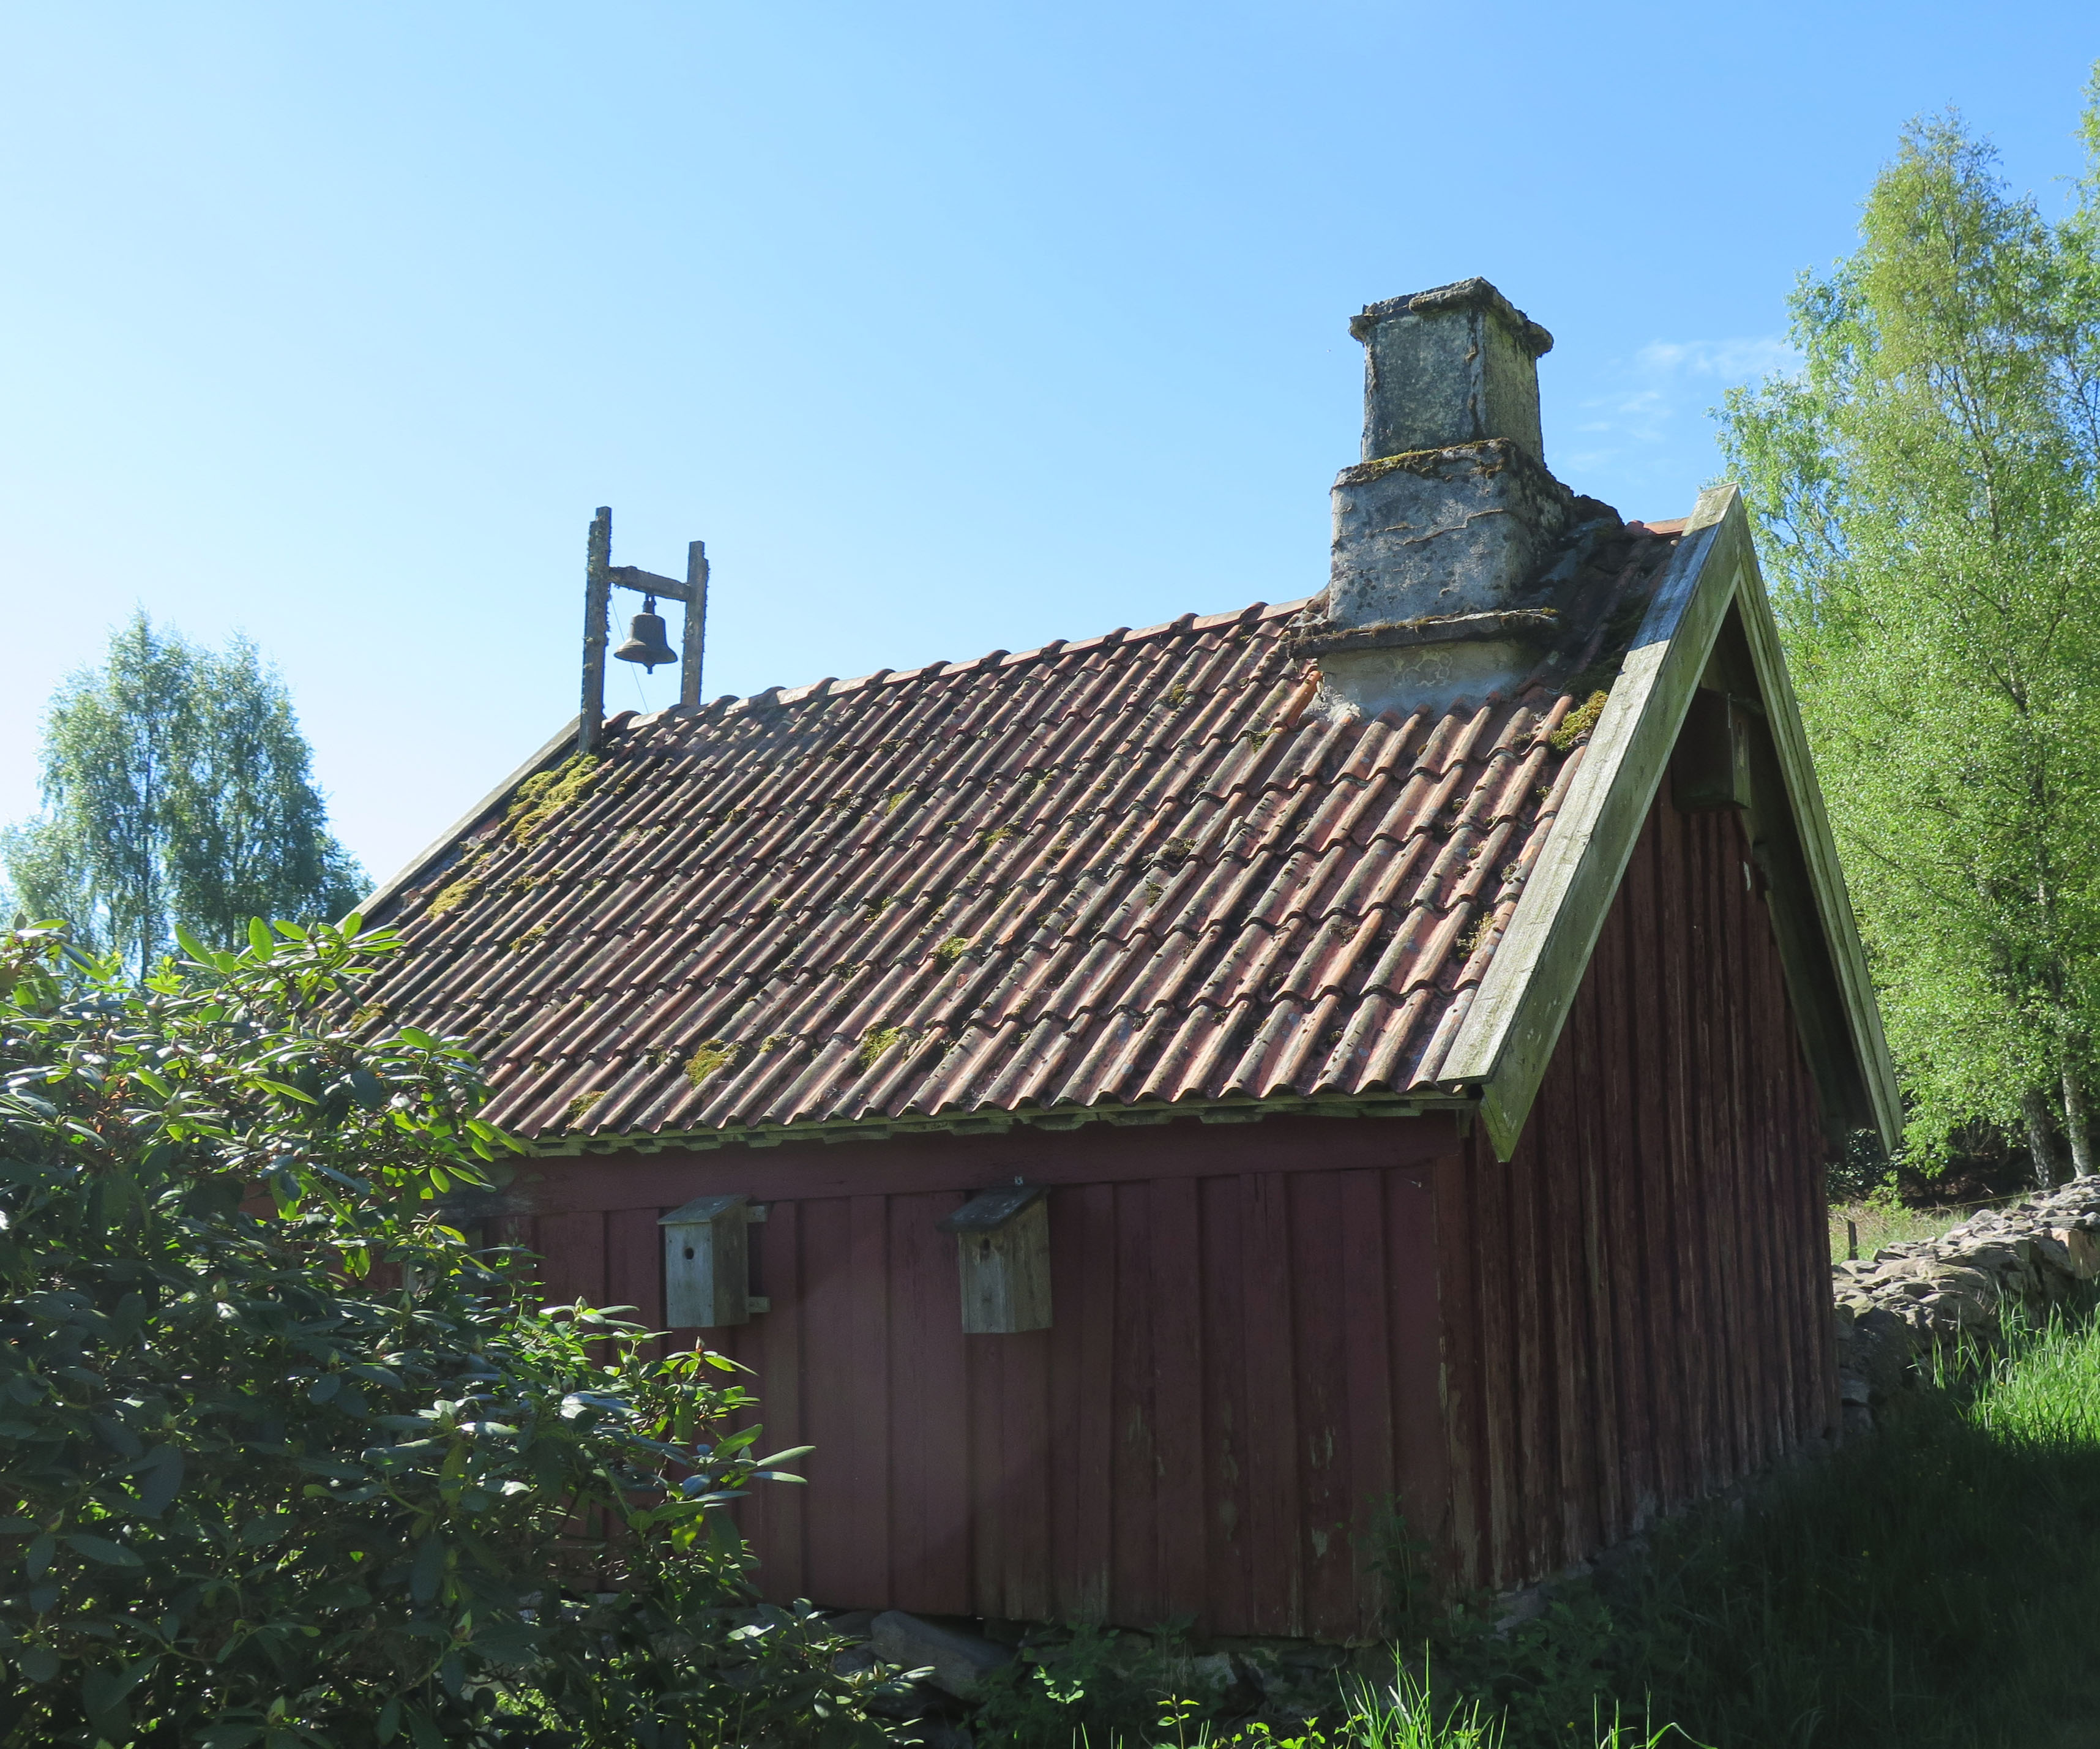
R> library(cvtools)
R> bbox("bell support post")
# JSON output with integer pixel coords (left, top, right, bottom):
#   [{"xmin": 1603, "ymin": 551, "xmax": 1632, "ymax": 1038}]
[
  {"xmin": 681, "ymin": 540, "xmax": 708, "ymax": 711},
  {"xmin": 580, "ymin": 506, "xmax": 612, "ymax": 757}
]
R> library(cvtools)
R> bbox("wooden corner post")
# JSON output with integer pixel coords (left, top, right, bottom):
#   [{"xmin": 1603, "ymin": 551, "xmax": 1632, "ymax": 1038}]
[
  {"xmin": 580, "ymin": 506, "xmax": 612, "ymax": 755},
  {"xmin": 939, "ymin": 1185, "xmax": 1051, "ymax": 1333}
]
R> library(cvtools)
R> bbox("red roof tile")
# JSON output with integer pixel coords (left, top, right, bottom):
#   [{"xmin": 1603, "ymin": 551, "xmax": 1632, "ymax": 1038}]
[{"xmin": 364, "ymin": 535, "xmax": 1677, "ymax": 1145}]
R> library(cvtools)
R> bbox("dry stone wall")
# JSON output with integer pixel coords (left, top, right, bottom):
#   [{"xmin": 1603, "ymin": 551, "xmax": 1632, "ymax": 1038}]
[{"xmin": 1832, "ymin": 1177, "xmax": 2100, "ymax": 1432}]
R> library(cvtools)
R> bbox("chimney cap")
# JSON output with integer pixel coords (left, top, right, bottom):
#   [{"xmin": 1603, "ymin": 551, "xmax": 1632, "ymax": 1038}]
[{"xmin": 1350, "ymin": 278, "xmax": 1554, "ymax": 358}]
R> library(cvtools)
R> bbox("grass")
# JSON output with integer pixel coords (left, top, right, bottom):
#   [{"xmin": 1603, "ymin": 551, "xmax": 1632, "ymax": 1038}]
[
  {"xmin": 1826, "ymin": 1189, "xmax": 2022, "ymax": 1260},
  {"xmin": 1572, "ymin": 1305, "xmax": 2100, "ymax": 1748},
  {"xmin": 1047, "ymin": 1668, "xmax": 1708, "ymax": 1748},
  {"xmin": 980, "ymin": 1305, "xmax": 2100, "ymax": 1749}
]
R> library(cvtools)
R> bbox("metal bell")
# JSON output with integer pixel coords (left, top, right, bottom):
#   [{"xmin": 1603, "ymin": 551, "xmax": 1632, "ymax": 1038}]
[{"xmin": 613, "ymin": 598, "xmax": 678, "ymax": 672}]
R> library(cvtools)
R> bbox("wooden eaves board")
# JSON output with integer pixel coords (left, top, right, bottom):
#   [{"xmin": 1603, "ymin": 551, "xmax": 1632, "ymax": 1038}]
[{"xmin": 1437, "ymin": 485, "xmax": 1902, "ymax": 1161}]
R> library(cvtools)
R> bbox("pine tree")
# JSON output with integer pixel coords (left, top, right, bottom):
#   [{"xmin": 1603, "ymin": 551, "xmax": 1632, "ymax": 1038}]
[
  {"xmin": 1718, "ymin": 89, "xmax": 2100, "ymax": 1183},
  {"xmin": 2, "ymin": 614, "xmax": 365, "ymax": 976}
]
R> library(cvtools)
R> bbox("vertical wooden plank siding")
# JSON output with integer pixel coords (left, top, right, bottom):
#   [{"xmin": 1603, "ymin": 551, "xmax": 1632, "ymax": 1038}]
[
  {"xmin": 1387, "ymin": 1161, "xmax": 1450, "ymax": 1572},
  {"xmin": 1061, "ymin": 1182, "xmax": 1117, "ymax": 1621},
  {"xmin": 1198, "ymin": 1174, "xmax": 1254, "ymax": 1621},
  {"xmin": 749, "ymin": 1201, "xmax": 807, "ymax": 1597},
  {"xmin": 1290, "ymin": 1170, "xmax": 1352, "ymax": 1636},
  {"xmin": 1439, "ymin": 788, "xmax": 1837, "ymax": 1590},
  {"xmin": 1110, "ymin": 1182, "xmax": 1160, "ymax": 1623},
  {"xmin": 1149, "ymin": 1177, "xmax": 1208, "ymax": 1622}
]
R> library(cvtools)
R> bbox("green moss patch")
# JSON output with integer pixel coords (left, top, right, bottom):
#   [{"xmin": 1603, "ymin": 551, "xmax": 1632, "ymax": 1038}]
[
  {"xmin": 507, "ymin": 754, "xmax": 600, "ymax": 845},
  {"xmin": 1549, "ymin": 690, "xmax": 1610, "ymax": 753},
  {"xmin": 683, "ymin": 1040, "xmax": 738, "ymax": 1086},
  {"xmin": 856, "ymin": 1024, "xmax": 912, "ymax": 1069}
]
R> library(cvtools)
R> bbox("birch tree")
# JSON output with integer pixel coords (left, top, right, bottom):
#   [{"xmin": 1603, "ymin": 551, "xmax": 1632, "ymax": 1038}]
[
  {"xmin": 1719, "ymin": 95, "xmax": 2100, "ymax": 1183},
  {"xmin": 2, "ymin": 615, "xmax": 365, "ymax": 977}
]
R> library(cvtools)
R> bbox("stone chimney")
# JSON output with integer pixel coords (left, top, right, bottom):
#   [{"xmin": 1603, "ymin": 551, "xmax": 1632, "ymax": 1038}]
[{"xmin": 1311, "ymin": 278, "xmax": 1586, "ymax": 718}]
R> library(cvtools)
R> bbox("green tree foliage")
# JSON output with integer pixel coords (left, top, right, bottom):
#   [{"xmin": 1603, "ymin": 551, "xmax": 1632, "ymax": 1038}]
[
  {"xmin": 2, "ymin": 616, "xmax": 365, "ymax": 979},
  {"xmin": 0, "ymin": 919, "xmax": 899, "ymax": 1747},
  {"xmin": 1717, "ymin": 88, "xmax": 2100, "ymax": 1182}
]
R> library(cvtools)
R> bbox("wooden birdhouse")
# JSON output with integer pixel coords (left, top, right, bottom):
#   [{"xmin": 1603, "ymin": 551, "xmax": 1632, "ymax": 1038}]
[
  {"xmin": 659, "ymin": 1194, "xmax": 764, "ymax": 1327},
  {"xmin": 939, "ymin": 1185, "xmax": 1051, "ymax": 1333}
]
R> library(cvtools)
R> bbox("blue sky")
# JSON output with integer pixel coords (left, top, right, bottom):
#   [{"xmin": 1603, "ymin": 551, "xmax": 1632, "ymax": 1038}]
[{"xmin": 3, "ymin": 2, "xmax": 2097, "ymax": 885}]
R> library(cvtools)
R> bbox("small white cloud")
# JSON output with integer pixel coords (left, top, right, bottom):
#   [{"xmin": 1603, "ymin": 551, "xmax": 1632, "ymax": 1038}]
[
  {"xmin": 1570, "ymin": 334, "xmax": 1798, "ymax": 462},
  {"xmin": 1552, "ymin": 335, "xmax": 1799, "ymax": 516},
  {"xmin": 1634, "ymin": 336, "xmax": 1798, "ymax": 380}
]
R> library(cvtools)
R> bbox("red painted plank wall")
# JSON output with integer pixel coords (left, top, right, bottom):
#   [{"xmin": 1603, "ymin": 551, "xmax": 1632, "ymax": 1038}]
[
  {"xmin": 1435, "ymin": 789, "xmax": 1837, "ymax": 1592},
  {"xmin": 509, "ymin": 1117, "xmax": 1460, "ymax": 1641}
]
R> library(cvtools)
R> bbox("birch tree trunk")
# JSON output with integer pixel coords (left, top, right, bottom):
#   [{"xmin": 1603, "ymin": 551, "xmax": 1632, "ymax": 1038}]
[
  {"xmin": 2024, "ymin": 1085, "xmax": 2065, "ymax": 1188},
  {"xmin": 2064, "ymin": 1068, "xmax": 2094, "ymax": 1178}
]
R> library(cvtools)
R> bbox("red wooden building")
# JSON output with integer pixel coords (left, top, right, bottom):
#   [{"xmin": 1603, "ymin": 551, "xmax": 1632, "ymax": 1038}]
[{"xmin": 360, "ymin": 280, "xmax": 1897, "ymax": 1640}]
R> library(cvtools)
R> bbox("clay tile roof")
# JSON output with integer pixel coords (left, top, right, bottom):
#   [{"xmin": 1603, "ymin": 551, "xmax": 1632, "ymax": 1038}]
[{"xmin": 362, "ymin": 542, "xmax": 1677, "ymax": 1145}]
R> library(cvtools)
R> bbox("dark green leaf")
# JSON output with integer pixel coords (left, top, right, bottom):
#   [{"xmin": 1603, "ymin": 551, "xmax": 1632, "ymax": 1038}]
[
  {"xmin": 471, "ymin": 1619, "xmax": 544, "ymax": 1664},
  {"xmin": 81, "ymin": 1655, "xmax": 152, "ymax": 1716},
  {"xmin": 64, "ymin": 1534, "xmax": 143, "ymax": 1567},
  {"xmin": 93, "ymin": 1414, "xmax": 144, "ymax": 1459},
  {"xmin": 136, "ymin": 1444, "xmax": 184, "ymax": 1516},
  {"xmin": 409, "ymin": 1534, "xmax": 446, "ymax": 1602}
]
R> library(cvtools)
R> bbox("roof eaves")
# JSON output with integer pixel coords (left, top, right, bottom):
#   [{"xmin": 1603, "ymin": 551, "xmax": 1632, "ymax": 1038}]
[{"xmin": 526, "ymin": 1086, "xmax": 1479, "ymax": 1158}]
